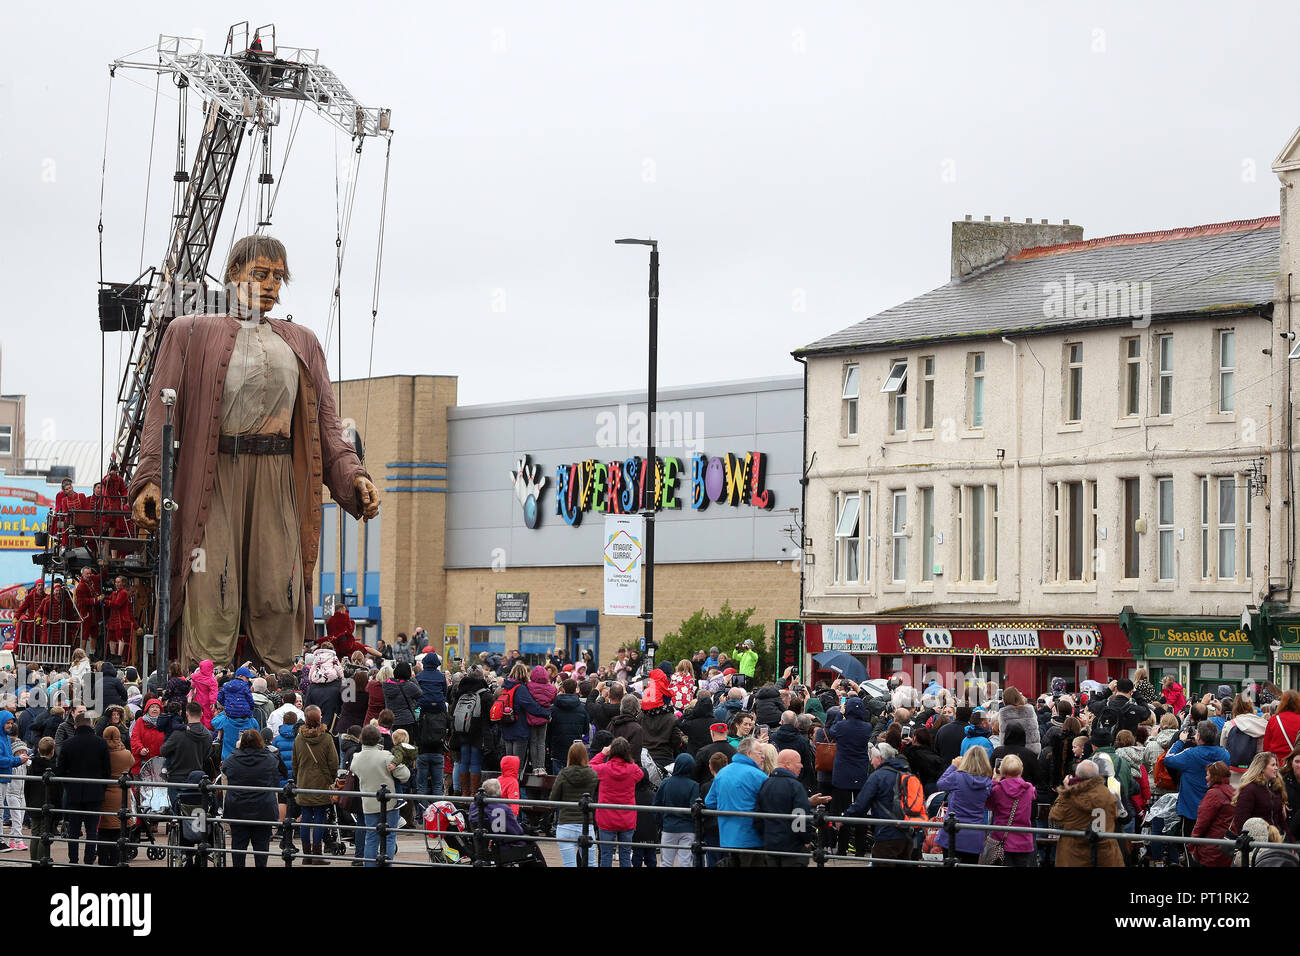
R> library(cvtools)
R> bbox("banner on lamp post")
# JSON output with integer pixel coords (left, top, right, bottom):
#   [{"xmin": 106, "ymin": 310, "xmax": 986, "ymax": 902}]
[{"xmin": 603, "ymin": 514, "xmax": 644, "ymax": 616}]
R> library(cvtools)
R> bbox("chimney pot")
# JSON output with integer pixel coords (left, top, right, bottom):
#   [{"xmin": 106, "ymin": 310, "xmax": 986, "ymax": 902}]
[
  {"xmin": 1041, "ymin": 219, "xmax": 1048, "ymax": 224},
  {"xmin": 1062, "ymin": 219, "xmax": 1070, "ymax": 225},
  {"xmin": 1003, "ymin": 216, "xmax": 1011, "ymax": 222},
  {"xmin": 984, "ymin": 215, "xmax": 991, "ymax": 222},
  {"xmin": 965, "ymin": 215, "xmax": 972, "ymax": 222},
  {"xmin": 951, "ymin": 216, "xmax": 1085, "ymax": 281},
  {"xmin": 1025, "ymin": 218, "xmax": 1033, "ymax": 224}
]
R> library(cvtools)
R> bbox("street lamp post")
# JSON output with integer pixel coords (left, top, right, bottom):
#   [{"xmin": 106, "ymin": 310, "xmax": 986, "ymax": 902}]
[{"xmin": 615, "ymin": 238, "xmax": 658, "ymax": 669}]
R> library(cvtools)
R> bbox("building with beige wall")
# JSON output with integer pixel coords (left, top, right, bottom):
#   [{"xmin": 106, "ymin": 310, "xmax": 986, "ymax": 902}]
[{"xmin": 796, "ymin": 207, "xmax": 1299, "ymax": 698}]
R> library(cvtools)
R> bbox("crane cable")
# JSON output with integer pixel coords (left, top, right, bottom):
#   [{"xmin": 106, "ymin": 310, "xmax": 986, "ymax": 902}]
[
  {"xmin": 363, "ymin": 135, "xmax": 392, "ymax": 445},
  {"xmin": 99, "ymin": 65, "xmax": 115, "ymax": 478}
]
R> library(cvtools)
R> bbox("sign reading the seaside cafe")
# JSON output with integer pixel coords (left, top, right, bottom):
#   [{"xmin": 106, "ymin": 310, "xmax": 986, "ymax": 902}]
[{"xmin": 1126, "ymin": 616, "xmax": 1260, "ymax": 661}]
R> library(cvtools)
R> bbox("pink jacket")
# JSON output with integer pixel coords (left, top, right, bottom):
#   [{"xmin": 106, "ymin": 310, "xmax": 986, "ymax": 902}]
[
  {"xmin": 1162, "ymin": 682, "xmax": 1188, "ymax": 714},
  {"xmin": 589, "ymin": 753, "xmax": 643, "ymax": 832},
  {"xmin": 985, "ymin": 775, "xmax": 1036, "ymax": 854},
  {"xmin": 526, "ymin": 666, "xmax": 556, "ymax": 727},
  {"xmin": 189, "ymin": 660, "xmax": 218, "ymax": 729}
]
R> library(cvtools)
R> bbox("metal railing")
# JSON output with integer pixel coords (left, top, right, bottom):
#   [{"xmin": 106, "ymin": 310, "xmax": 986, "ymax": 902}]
[{"xmin": 2, "ymin": 770, "xmax": 1297, "ymax": 868}]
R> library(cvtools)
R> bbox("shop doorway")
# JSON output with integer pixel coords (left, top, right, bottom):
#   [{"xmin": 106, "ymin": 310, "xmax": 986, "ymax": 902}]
[
  {"xmin": 556, "ymin": 609, "xmax": 600, "ymax": 671},
  {"xmin": 1037, "ymin": 662, "xmax": 1077, "ymax": 696}
]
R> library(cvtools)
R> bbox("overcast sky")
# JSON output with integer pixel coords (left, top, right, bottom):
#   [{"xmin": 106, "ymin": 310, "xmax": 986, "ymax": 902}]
[{"xmin": 1, "ymin": 1, "xmax": 1295, "ymax": 450}]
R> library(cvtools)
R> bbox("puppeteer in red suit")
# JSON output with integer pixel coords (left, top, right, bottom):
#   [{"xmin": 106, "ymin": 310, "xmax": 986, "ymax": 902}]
[
  {"xmin": 14, "ymin": 580, "xmax": 44, "ymax": 644},
  {"xmin": 37, "ymin": 580, "xmax": 77, "ymax": 646},
  {"xmin": 74, "ymin": 567, "xmax": 102, "ymax": 655}
]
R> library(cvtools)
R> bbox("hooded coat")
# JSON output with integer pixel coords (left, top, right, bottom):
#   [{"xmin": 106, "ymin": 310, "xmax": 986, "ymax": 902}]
[
  {"xmin": 678, "ymin": 699, "xmax": 717, "ymax": 756},
  {"xmin": 221, "ymin": 745, "xmax": 282, "ymax": 822},
  {"xmin": 189, "ymin": 661, "xmax": 219, "ymax": 728},
  {"xmin": 292, "ymin": 722, "xmax": 340, "ymax": 806},
  {"xmin": 1164, "ymin": 739, "xmax": 1231, "ymax": 819},
  {"xmin": 382, "ymin": 677, "xmax": 422, "ymax": 729},
  {"xmin": 1049, "ymin": 775, "xmax": 1124, "ymax": 866},
  {"xmin": 1220, "ymin": 712, "xmax": 1267, "ymax": 770},
  {"xmin": 160, "ymin": 720, "xmax": 213, "ymax": 780},
  {"xmin": 606, "ymin": 713, "xmax": 644, "ymax": 760},
  {"xmin": 640, "ymin": 704, "xmax": 683, "ymax": 767},
  {"xmin": 934, "ymin": 766, "xmax": 994, "ymax": 855},
  {"xmin": 752, "ymin": 686, "xmax": 784, "ymax": 728},
  {"xmin": 589, "ymin": 752, "xmax": 644, "ymax": 831},
  {"xmin": 547, "ymin": 693, "xmax": 589, "ymax": 766},
  {"xmin": 996, "ymin": 703, "xmax": 1041, "ymax": 755},
  {"xmin": 985, "ymin": 774, "xmax": 1037, "ymax": 854},
  {"xmin": 828, "ymin": 697, "xmax": 873, "ymax": 791},
  {"xmin": 129, "ymin": 707, "xmax": 166, "ymax": 774},
  {"xmin": 653, "ymin": 753, "xmax": 700, "ymax": 833},
  {"xmin": 525, "ymin": 666, "xmax": 557, "ymax": 727},
  {"xmin": 98, "ymin": 662, "xmax": 129, "ymax": 713},
  {"xmin": 218, "ymin": 677, "xmax": 255, "ymax": 719},
  {"xmin": 415, "ymin": 653, "xmax": 447, "ymax": 711}
]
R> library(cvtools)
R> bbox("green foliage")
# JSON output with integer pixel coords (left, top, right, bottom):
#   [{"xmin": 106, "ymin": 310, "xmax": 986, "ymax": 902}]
[{"xmin": 657, "ymin": 602, "xmax": 772, "ymax": 684}]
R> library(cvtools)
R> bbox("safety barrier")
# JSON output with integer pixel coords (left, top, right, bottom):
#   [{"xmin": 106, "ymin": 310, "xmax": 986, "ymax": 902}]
[{"xmin": 2, "ymin": 771, "xmax": 1297, "ymax": 868}]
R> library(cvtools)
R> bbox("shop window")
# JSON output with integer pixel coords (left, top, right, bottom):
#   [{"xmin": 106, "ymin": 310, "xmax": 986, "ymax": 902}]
[
  {"xmin": 0, "ymin": 425, "xmax": 10, "ymax": 456},
  {"xmin": 469, "ymin": 626, "xmax": 506, "ymax": 656},
  {"xmin": 841, "ymin": 364, "xmax": 859, "ymax": 438},
  {"xmin": 519, "ymin": 626, "xmax": 556, "ymax": 667}
]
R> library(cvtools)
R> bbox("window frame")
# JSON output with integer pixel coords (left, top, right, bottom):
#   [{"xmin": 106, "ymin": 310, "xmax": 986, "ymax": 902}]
[
  {"xmin": 841, "ymin": 364, "xmax": 860, "ymax": 438},
  {"xmin": 0, "ymin": 425, "xmax": 10, "ymax": 456},
  {"xmin": 834, "ymin": 491, "xmax": 862, "ymax": 586},
  {"xmin": 969, "ymin": 352, "xmax": 986, "ymax": 429},
  {"xmin": 1217, "ymin": 476, "xmax": 1237, "ymax": 580},
  {"xmin": 920, "ymin": 356, "xmax": 936, "ymax": 432},
  {"xmin": 1156, "ymin": 476, "xmax": 1174, "ymax": 581},
  {"xmin": 891, "ymin": 490, "xmax": 907, "ymax": 584},
  {"xmin": 1065, "ymin": 343, "xmax": 1084, "ymax": 424},
  {"xmin": 1123, "ymin": 336, "xmax": 1141, "ymax": 418},
  {"xmin": 1123, "ymin": 477, "xmax": 1141, "ymax": 579},
  {"xmin": 920, "ymin": 487, "xmax": 935, "ymax": 581},
  {"xmin": 1217, "ymin": 330, "xmax": 1235, "ymax": 414},
  {"xmin": 1054, "ymin": 479, "xmax": 1096, "ymax": 583},
  {"xmin": 1157, "ymin": 334, "xmax": 1173, "ymax": 416}
]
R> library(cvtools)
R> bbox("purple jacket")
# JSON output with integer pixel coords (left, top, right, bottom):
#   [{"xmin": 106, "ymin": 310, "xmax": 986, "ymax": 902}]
[
  {"xmin": 934, "ymin": 766, "xmax": 994, "ymax": 855},
  {"xmin": 526, "ymin": 667, "xmax": 557, "ymax": 727},
  {"xmin": 985, "ymin": 775, "xmax": 1036, "ymax": 854}
]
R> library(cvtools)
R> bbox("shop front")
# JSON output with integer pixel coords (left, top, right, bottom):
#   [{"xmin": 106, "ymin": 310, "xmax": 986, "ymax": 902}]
[
  {"xmin": 1257, "ymin": 604, "xmax": 1300, "ymax": 693},
  {"xmin": 1119, "ymin": 608, "xmax": 1270, "ymax": 699},
  {"xmin": 804, "ymin": 617, "xmax": 1132, "ymax": 698}
]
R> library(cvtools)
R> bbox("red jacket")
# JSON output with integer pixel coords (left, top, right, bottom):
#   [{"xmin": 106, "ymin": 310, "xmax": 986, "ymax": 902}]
[
  {"xmin": 75, "ymin": 575, "xmax": 102, "ymax": 632},
  {"xmin": 1191, "ymin": 782, "xmax": 1236, "ymax": 866},
  {"xmin": 1262, "ymin": 712, "xmax": 1300, "ymax": 762},
  {"xmin": 326, "ymin": 609, "xmax": 355, "ymax": 642},
  {"xmin": 1232, "ymin": 780, "xmax": 1288, "ymax": 835},
  {"xmin": 589, "ymin": 752, "xmax": 644, "ymax": 832},
  {"xmin": 105, "ymin": 588, "xmax": 135, "ymax": 634},
  {"xmin": 365, "ymin": 679, "xmax": 386, "ymax": 724},
  {"xmin": 37, "ymin": 589, "xmax": 76, "ymax": 644},
  {"xmin": 129, "ymin": 716, "xmax": 166, "ymax": 775}
]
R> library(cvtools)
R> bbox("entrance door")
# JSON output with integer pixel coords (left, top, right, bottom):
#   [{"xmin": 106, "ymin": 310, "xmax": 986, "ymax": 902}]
[
  {"xmin": 567, "ymin": 625, "xmax": 597, "ymax": 669},
  {"xmin": 1038, "ymin": 662, "xmax": 1077, "ymax": 696}
]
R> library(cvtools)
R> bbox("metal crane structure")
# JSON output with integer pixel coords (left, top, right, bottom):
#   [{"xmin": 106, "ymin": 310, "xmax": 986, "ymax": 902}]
[
  {"xmin": 17, "ymin": 22, "xmax": 392, "ymax": 676},
  {"xmin": 103, "ymin": 21, "xmax": 393, "ymax": 474}
]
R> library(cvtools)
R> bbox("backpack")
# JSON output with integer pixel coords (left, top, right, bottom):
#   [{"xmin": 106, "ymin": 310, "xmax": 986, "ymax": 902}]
[
  {"xmin": 1153, "ymin": 750, "xmax": 1175, "ymax": 791},
  {"xmin": 1225, "ymin": 724, "xmax": 1260, "ymax": 769},
  {"xmin": 489, "ymin": 685, "xmax": 519, "ymax": 724},
  {"xmin": 1095, "ymin": 698, "xmax": 1136, "ymax": 735},
  {"xmin": 452, "ymin": 692, "xmax": 482, "ymax": 735},
  {"xmin": 419, "ymin": 708, "xmax": 450, "ymax": 749},
  {"xmin": 892, "ymin": 770, "xmax": 928, "ymax": 822}
]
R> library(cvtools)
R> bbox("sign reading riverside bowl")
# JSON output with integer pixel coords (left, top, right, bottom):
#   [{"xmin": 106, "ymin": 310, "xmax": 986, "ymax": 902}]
[{"xmin": 545, "ymin": 451, "xmax": 774, "ymax": 528}]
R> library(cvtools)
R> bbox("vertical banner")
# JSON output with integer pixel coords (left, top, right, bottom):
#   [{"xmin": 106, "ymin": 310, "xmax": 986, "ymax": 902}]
[
  {"xmin": 443, "ymin": 623, "xmax": 461, "ymax": 662},
  {"xmin": 603, "ymin": 514, "xmax": 644, "ymax": 616}
]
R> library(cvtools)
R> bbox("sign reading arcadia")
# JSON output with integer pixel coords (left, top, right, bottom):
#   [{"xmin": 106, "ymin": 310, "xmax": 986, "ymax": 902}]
[{"xmin": 547, "ymin": 452, "xmax": 774, "ymax": 528}]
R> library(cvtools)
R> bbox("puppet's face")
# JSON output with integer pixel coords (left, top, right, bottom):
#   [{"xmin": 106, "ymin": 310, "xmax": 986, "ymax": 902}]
[{"xmin": 231, "ymin": 254, "xmax": 286, "ymax": 316}]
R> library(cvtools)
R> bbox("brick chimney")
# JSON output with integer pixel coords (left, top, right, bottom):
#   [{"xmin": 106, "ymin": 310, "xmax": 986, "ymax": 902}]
[{"xmin": 951, "ymin": 216, "xmax": 1084, "ymax": 280}]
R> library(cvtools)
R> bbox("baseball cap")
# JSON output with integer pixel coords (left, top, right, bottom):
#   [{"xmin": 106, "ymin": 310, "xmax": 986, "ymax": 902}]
[
  {"xmin": 742, "ymin": 639, "xmax": 755, "ymax": 647},
  {"xmin": 709, "ymin": 722, "xmax": 727, "ymax": 734},
  {"xmin": 723, "ymin": 667, "xmax": 737, "ymax": 676}
]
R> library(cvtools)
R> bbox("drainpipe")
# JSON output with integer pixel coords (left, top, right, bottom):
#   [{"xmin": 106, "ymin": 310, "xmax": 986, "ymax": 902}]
[{"xmin": 795, "ymin": 354, "xmax": 809, "ymax": 617}]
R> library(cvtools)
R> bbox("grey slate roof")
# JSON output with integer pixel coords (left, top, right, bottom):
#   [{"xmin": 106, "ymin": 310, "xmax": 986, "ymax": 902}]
[{"xmin": 796, "ymin": 220, "xmax": 1279, "ymax": 356}]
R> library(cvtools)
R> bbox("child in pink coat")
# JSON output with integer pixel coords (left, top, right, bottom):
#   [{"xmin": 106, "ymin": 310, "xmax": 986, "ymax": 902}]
[{"xmin": 189, "ymin": 660, "xmax": 219, "ymax": 729}]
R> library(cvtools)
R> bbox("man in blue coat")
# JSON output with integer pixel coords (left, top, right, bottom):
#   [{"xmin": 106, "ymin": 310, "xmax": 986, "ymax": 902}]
[
  {"xmin": 1163, "ymin": 720, "xmax": 1230, "ymax": 863},
  {"xmin": 416, "ymin": 651, "xmax": 447, "ymax": 712},
  {"xmin": 704, "ymin": 737, "xmax": 768, "ymax": 864},
  {"xmin": 755, "ymin": 748, "xmax": 831, "ymax": 865},
  {"xmin": 845, "ymin": 743, "xmax": 918, "ymax": 864}
]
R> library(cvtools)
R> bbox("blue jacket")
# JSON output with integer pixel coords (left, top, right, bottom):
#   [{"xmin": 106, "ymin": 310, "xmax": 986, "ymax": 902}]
[
  {"xmin": 218, "ymin": 679, "xmax": 254, "ymax": 719},
  {"xmin": 653, "ymin": 754, "xmax": 700, "ymax": 834},
  {"xmin": 1164, "ymin": 740, "xmax": 1231, "ymax": 819},
  {"xmin": 499, "ymin": 680, "xmax": 549, "ymax": 742},
  {"xmin": 0, "ymin": 711, "xmax": 21, "ymax": 775},
  {"xmin": 960, "ymin": 724, "xmax": 995, "ymax": 757},
  {"xmin": 755, "ymin": 767, "xmax": 816, "ymax": 854},
  {"xmin": 211, "ymin": 712, "xmax": 259, "ymax": 761},
  {"xmin": 713, "ymin": 698, "xmax": 743, "ymax": 724},
  {"xmin": 704, "ymin": 752, "xmax": 767, "ymax": 848},
  {"xmin": 416, "ymin": 657, "xmax": 447, "ymax": 712},
  {"xmin": 274, "ymin": 722, "xmax": 299, "ymax": 770},
  {"xmin": 934, "ymin": 766, "xmax": 994, "ymax": 855},
  {"xmin": 846, "ymin": 757, "xmax": 912, "ymax": 843},
  {"xmin": 827, "ymin": 697, "xmax": 873, "ymax": 791}
]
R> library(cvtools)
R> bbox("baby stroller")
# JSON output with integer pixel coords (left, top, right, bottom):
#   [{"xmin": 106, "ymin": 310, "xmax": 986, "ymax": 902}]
[
  {"xmin": 320, "ymin": 799, "xmax": 349, "ymax": 857},
  {"xmin": 424, "ymin": 799, "xmax": 472, "ymax": 865},
  {"xmin": 462, "ymin": 803, "xmax": 547, "ymax": 867},
  {"xmin": 165, "ymin": 770, "xmax": 227, "ymax": 868},
  {"xmin": 131, "ymin": 757, "xmax": 168, "ymax": 861}
]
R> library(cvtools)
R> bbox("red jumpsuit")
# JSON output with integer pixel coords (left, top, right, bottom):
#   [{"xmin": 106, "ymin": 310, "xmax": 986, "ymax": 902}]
[
  {"xmin": 74, "ymin": 573, "xmax": 102, "ymax": 649},
  {"xmin": 14, "ymin": 586, "xmax": 43, "ymax": 643},
  {"xmin": 317, "ymin": 606, "xmax": 380, "ymax": 660},
  {"xmin": 106, "ymin": 587, "xmax": 135, "ymax": 659},
  {"xmin": 54, "ymin": 490, "xmax": 84, "ymax": 547},
  {"xmin": 37, "ymin": 587, "xmax": 77, "ymax": 645},
  {"xmin": 99, "ymin": 472, "xmax": 132, "ymax": 538}
]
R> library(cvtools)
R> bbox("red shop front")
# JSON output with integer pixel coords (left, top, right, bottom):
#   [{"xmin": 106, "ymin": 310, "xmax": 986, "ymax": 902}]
[{"xmin": 804, "ymin": 618, "xmax": 1134, "ymax": 699}]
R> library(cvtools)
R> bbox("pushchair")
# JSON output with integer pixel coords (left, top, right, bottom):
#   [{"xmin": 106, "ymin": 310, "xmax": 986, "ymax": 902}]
[
  {"xmin": 461, "ymin": 803, "xmax": 547, "ymax": 867},
  {"xmin": 424, "ymin": 799, "xmax": 472, "ymax": 865},
  {"xmin": 131, "ymin": 757, "xmax": 168, "ymax": 861},
  {"xmin": 165, "ymin": 771, "xmax": 226, "ymax": 867}
]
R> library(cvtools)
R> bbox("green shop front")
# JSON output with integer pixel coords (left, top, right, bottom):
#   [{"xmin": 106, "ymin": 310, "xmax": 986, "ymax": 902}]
[
  {"xmin": 1119, "ymin": 607, "xmax": 1271, "ymax": 699},
  {"xmin": 1261, "ymin": 604, "xmax": 1300, "ymax": 692}
]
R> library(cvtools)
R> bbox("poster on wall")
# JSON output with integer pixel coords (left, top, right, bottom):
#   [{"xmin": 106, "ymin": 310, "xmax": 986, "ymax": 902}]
[
  {"xmin": 603, "ymin": 514, "xmax": 644, "ymax": 616},
  {"xmin": 443, "ymin": 623, "xmax": 461, "ymax": 662},
  {"xmin": 495, "ymin": 592, "xmax": 530, "ymax": 624}
]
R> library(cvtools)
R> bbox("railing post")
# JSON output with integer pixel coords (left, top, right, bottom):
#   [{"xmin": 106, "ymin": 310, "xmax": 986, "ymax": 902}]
[
  {"xmin": 472, "ymin": 785, "xmax": 488, "ymax": 867},
  {"xmin": 812, "ymin": 805, "xmax": 828, "ymax": 868},
  {"xmin": 690, "ymin": 797, "xmax": 706, "ymax": 868},
  {"xmin": 577, "ymin": 793, "xmax": 592, "ymax": 869},
  {"xmin": 375, "ymin": 785, "xmax": 391, "ymax": 867},
  {"xmin": 116, "ymin": 772, "xmax": 131, "ymax": 867},
  {"xmin": 942, "ymin": 812, "xmax": 958, "ymax": 867},
  {"xmin": 196, "ymin": 776, "xmax": 212, "ymax": 867},
  {"xmin": 280, "ymin": 782, "xmax": 297, "ymax": 866},
  {"xmin": 1235, "ymin": 830, "xmax": 1253, "ymax": 868},
  {"xmin": 39, "ymin": 768, "xmax": 55, "ymax": 867}
]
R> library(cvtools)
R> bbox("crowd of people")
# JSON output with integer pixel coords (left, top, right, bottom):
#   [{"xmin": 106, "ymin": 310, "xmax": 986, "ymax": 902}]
[{"xmin": 1, "ymin": 621, "xmax": 1298, "ymax": 869}]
